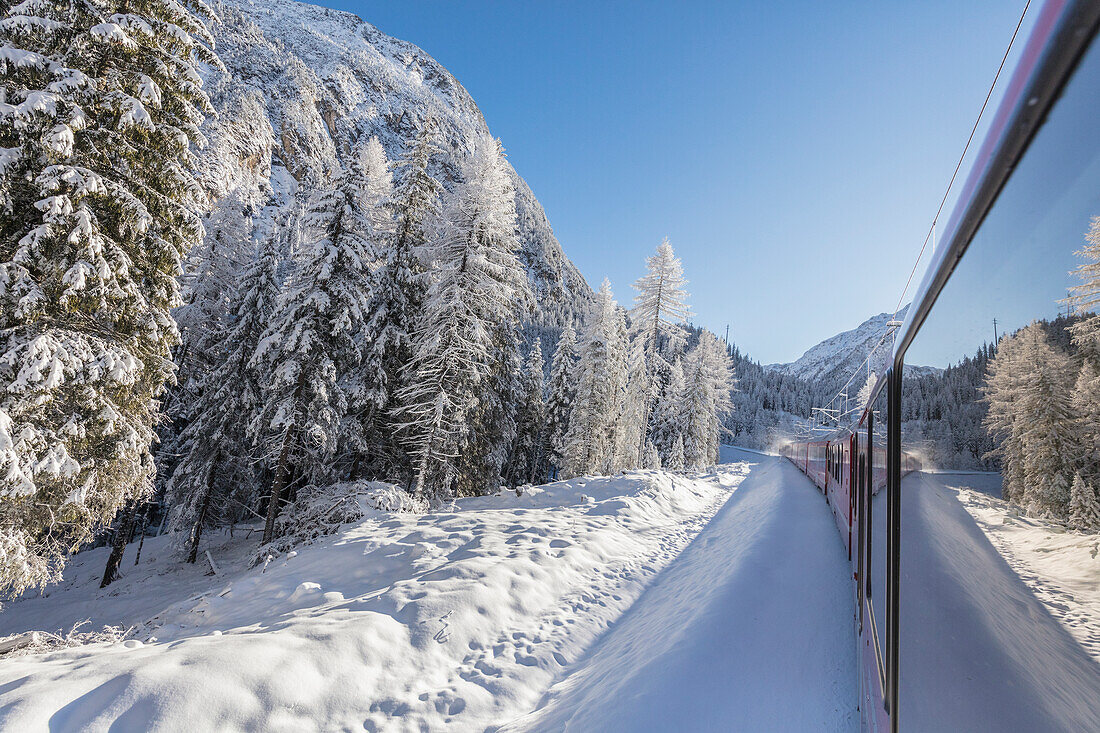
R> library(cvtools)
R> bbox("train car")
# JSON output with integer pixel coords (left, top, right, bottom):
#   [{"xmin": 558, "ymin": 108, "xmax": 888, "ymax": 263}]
[
  {"xmin": 782, "ymin": 2, "xmax": 1100, "ymax": 730},
  {"xmin": 782, "ymin": 428, "xmax": 915, "ymax": 562}
]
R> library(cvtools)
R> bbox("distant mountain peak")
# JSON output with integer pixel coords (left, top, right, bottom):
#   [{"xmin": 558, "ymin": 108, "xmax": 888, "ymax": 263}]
[{"xmin": 764, "ymin": 307, "xmax": 912, "ymax": 384}]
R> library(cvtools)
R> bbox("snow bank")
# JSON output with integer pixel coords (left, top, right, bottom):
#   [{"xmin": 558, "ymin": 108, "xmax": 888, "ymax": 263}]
[
  {"xmin": 506, "ymin": 456, "xmax": 857, "ymax": 732},
  {"xmin": 954, "ymin": 485, "xmax": 1100, "ymax": 662},
  {"xmin": 0, "ymin": 466, "xmax": 749, "ymax": 732}
]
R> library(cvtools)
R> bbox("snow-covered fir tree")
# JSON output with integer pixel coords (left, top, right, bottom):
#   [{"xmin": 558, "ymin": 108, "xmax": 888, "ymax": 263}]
[
  {"xmin": 544, "ymin": 324, "xmax": 578, "ymax": 478},
  {"xmin": 562, "ymin": 280, "xmax": 628, "ymax": 477},
  {"xmin": 464, "ymin": 340, "xmax": 524, "ymax": 494},
  {"xmin": 650, "ymin": 357, "xmax": 686, "ymax": 463},
  {"xmin": 667, "ymin": 434, "xmax": 686, "ymax": 471},
  {"xmin": 393, "ymin": 137, "xmax": 530, "ymax": 501},
  {"xmin": 166, "ymin": 232, "xmax": 281, "ymax": 562},
  {"xmin": 252, "ymin": 140, "xmax": 385, "ymax": 542},
  {"xmin": 0, "ymin": 0, "xmax": 221, "ymax": 593},
  {"xmin": 508, "ymin": 341, "xmax": 547, "ymax": 485},
  {"xmin": 361, "ymin": 123, "xmax": 441, "ymax": 478},
  {"xmin": 680, "ymin": 332, "xmax": 735, "ymax": 467},
  {"xmin": 335, "ymin": 138, "xmax": 395, "ymax": 472},
  {"xmin": 1068, "ymin": 472, "xmax": 1100, "ymax": 531},
  {"xmin": 643, "ymin": 441, "xmax": 661, "ymax": 470},
  {"xmin": 613, "ymin": 336, "xmax": 649, "ymax": 472}
]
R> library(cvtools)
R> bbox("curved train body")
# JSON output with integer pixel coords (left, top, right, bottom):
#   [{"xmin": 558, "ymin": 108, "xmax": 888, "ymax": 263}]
[
  {"xmin": 770, "ymin": 2, "xmax": 1100, "ymax": 728},
  {"xmin": 780, "ymin": 427, "xmax": 919, "ymax": 731},
  {"xmin": 780, "ymin": 433, "xmax": 918, "ymax": 559}
]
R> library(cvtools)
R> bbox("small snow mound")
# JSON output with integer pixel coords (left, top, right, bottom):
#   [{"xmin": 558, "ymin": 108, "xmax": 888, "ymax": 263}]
[{"xmin": 288, "ymin": 582, "xmax": 323, "ymax": 603}]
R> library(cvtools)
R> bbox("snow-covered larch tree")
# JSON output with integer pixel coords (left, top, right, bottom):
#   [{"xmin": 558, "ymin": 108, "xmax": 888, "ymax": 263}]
[
  {"xmin": 631, "ymin": 238, "xmax": 693, "ymax": 350},
  {"xmin": 1015, "ymin": 324, "xmax": 1077, "ymax": 517},
  {"xmin": 174, "ymin": 193, "xmax": 252, "ymax": 386},
  {"xmin": 544, "ymin": 324, "xmax": 577, "ymax": 478},
  {"xmin": 0, "ymin": 0, "xmax": 221, "ymax": 594},
  {"xmin": 1067, "ymin": 216, "xmax": 1100, "ymax": 333},
  {"xmin": 630, "ymin": 238, "xmax": 693, "ymax": 457},
  {"xmin": 1072, "ymin": 359, "xmax": 1100, "ymax": 490},
  {"xmin": 982, "ymin": 329, "xmax": 1031, "ymax": 505},
  {"xmin": 856, "ymin": 372, "xmax": 878, "ymax": 416},
  {"xmin": 393, "ymin": 137, "xmax": 530, "ymax": 502},
  {"xmin": 1067, "ymin": 216, "xmax": 1100, "ymax": 492},
  {"xmin": 252, "ymin": 140, "xmax": 385, "ymax": 543}
]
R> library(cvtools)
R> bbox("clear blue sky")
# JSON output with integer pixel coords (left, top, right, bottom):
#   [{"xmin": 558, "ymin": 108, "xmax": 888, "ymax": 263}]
[{"xmin": 322, "ymin": 0, "xmax": 1035, "ymax": 364}]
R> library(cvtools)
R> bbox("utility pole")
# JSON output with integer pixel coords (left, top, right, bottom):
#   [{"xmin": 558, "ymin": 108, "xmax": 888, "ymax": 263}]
[
  {"xmin": 724, "ymin": 324, "xmax": 729, "ymax": 345},
  {"xmin": 993, "ymin": 318, "xmax": 998, "ymax": 344}
]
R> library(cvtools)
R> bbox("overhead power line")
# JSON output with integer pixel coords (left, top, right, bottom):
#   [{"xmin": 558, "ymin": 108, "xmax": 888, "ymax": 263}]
[{"xmin": 814, "ymin": 0, "xmax": 1033, "ymax": 429}]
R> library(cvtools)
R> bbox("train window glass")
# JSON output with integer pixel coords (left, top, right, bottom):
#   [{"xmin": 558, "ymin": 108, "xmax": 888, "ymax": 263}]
[
  {"xmin": 897, "ymin": 34, "xmax": 1100, "ymax": 731},
  {"xmin": 868, "ymin": 385, "xmax": 888, "ymax": 683},
  {"xmin": 857, "ymin": 444, "xmax": 867, "ymax": 607}
]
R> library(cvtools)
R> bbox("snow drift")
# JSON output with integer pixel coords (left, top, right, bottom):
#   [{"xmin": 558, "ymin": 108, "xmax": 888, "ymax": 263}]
[{"xmin": 0, "ymin": 467, "xmax": 749, "ymax": 732}]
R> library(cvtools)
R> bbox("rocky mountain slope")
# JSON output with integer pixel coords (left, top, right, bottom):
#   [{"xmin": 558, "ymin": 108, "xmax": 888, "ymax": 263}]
[{"xmin": 197, "ymin": 0, "xmax": 591, "ymax": 326}]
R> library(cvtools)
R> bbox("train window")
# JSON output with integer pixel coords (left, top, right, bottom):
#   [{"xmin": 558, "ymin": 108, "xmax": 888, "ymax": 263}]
[
  {"xmin": 896, "ymin": 28, "xmax": 1100, "ymax": 731},
  {"xmin": 868, "ymin": 384, "xmax": 888, "ymax": 690}
]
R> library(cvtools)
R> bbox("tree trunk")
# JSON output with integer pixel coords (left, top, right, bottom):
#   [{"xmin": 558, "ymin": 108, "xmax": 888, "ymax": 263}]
[
  {"xmin": 263, "ymin": 427, "xmax": 294, "ymax": 545},
  {"xmin": 186, "ymin": 452, "xmax": 219, "ymax": 563},
  {"xmin": 133, "ymin": 505, "xmax": 149, "ymax": 566},
  {"xmin": 100, "ymin": 503, "xmax": 138, "ymax": 588},
  {"xmin": 529, "ymin": 434, "xmax": 544, "ymax": 485}
]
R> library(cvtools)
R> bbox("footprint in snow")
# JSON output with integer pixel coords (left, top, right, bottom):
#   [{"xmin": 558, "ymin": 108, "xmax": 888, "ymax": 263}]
[{"xmin": 433, "ymin": 610, "xmax": 453, "ymax": 644}]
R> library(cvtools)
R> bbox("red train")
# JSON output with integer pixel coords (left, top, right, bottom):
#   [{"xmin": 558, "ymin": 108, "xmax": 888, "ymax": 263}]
[
  {"xmin": 779, "ymin": 430, "xmax": 918, "ymax": 560},
  {"xmin": 777, "ymin": 1, "xmax": 1100, "ymax": 729},
  {"xmin": 780, "ymin": 421, "xmax": 920, "ymax": 732}
]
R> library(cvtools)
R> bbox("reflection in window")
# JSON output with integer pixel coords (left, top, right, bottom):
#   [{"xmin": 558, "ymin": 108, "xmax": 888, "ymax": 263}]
[
  {"xmin": 980, "ymin": 218, "xmax": 1100, "ymax": 526},
  {"xmin": 896, "ymin": 27, "xmax": 1100, "ymax": 732}
]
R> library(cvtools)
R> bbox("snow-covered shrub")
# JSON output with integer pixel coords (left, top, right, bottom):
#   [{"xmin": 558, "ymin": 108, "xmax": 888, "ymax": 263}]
[
  {"xmin": 268, "ymin": 481, "xmax": 427, "ymax": 551},
  {"xmin": 0, "ymin": 620, "xmax": 132, "ymax": 659}
]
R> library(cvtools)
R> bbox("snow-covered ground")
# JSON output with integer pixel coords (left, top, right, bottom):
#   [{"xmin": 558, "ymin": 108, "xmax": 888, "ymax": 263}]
[
  {"xmin": 0, "ymin": 467, "xmax": 750, "ymax": 732},
  {"xmin": 506, "ymin": 451, "xmax": 857, "ymax": 731},
  {"xmin": 953, "ymin": 482, "xmax": 1100, "ymax": 662}
]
